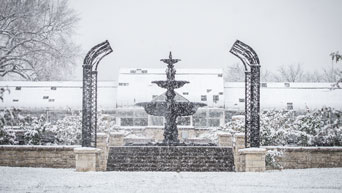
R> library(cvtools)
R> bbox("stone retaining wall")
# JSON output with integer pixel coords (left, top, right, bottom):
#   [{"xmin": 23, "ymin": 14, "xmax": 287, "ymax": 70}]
[
  {"xmin": 265, "ymin": 146, "xmax": 342, "ymax": 169},
  {"xmin": 0, "ymin": 145, "xmax": 77, "ymax": 168}
]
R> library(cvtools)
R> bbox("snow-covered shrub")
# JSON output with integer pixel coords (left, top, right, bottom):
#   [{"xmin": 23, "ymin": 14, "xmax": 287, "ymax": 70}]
[
  {"xmin": 24, "ymin": 115, "xmax": 50, "ymax": 145},
  {"xmin": 265, "ymin": 149, "xmax": 283, "ymax": 170},
  {"xmin": 98, "ymin": 113, "xmax": 118, "ymax": 133},
  {"xmin": 0, "ymin": 108, "xmax": 23, "ymax": 144},
  {"xmin": 222, "ymin": 108, "xmax": 342, "ymax": 146},
  {"xmin": 260, "ymin": 110, "xmax": 296, "ymax": 146},
  {"xmin": 222, "ymin": 117, "xmax": 244, "ymax": 134},
  {"xmin": 0, "ymin": 125, "xmax": 16, "ymax": 145},
  {"xmin": 47, "ymin": 115, "xmax": 82, "ymax": 145}
]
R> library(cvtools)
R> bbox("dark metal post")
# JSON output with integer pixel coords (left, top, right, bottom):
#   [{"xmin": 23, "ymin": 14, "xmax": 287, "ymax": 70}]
[
  {"xmin": 82, "ymin": 41, "xmax": 112, "ymax": 147},
  {"xmin": 250, "ymin": 65, "xmax": 260, "ymax": 147},
  {"xmin": 82, "ymin": 65, "xmax": 93, "ymax": 147},
  {"xmin": 230, "ymin": 40, "xmax": 260, "ymax": 147},
  {"xmin": 245, "ymin": 71, "xmax": 251, "ymax": 147}
]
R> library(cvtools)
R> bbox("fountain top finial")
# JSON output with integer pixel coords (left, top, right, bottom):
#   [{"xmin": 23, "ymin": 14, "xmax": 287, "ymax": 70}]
[{"xmin": 161, "ymin": 51, "xmax": 181, "ymax": 65}]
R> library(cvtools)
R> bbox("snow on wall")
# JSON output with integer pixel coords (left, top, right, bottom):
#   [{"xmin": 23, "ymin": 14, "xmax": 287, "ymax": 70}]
[{"xmin": 0, "ymin": 81, "xmax": 117, "ymax": 110}]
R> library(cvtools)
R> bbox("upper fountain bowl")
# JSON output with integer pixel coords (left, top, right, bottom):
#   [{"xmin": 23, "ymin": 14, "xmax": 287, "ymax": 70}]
[{"xmin": 152, "ymin": 80, "xmax": 189, "ymax": 89}]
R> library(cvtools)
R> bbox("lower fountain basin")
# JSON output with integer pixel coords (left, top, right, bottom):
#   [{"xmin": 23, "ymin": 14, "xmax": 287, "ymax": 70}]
[{"xmin": 136, "ymin": 101, "xmax": 207, "ymax": 116}]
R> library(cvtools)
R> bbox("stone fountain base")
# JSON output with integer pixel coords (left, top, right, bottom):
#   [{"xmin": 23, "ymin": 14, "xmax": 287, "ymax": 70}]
[{"xmin": 106, "ymin": 146, "xmax": 234, "ymax": 172}]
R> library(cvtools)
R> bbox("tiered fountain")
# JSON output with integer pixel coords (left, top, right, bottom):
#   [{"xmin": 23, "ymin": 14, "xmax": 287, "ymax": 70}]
[
  {"xmin": 107, "ymin": 52, "xmax": 234, "ymax": 171},
  {"xmin": 136, "ymin": 52, "xmax": 207, "ymax": 145}
]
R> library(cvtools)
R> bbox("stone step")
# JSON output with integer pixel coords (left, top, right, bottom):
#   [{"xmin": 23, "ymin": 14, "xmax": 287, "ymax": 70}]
[{"xmin": 107, "ymin": 146, "xmax": 234, "ymax": 172}]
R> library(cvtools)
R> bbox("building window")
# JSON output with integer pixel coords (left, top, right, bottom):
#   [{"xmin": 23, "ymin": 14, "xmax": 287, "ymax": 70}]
[
  {"xmin": 239, "ymin": 98, "xmax": 245, "ymax": 103},
  {"xmin": 121, "ymin": 118, "xmax": 133, "ymax": 126},
  {"xmin": 13, "ymin": 99, "xmax": 19, "ymax": 102},
  {"xmin": 219, "ymin": 92, "xmax": 223, "ymax": 95},
  {"xmin": 209, "ymin": 110, "xmax": 223, "ymax": 118},
  {"xmin": 43, "ymin": 96, "xmax": 49, "ymax": 99},
  {"xmin": 48, "ymin": 99, "xmax": 55, "ymax": 102},
  {"xmin": 287, "ymin": 102, "xmax": 293, "ymax": 110},
  {"xmin": 119, "ymin": 83, "xmax": 129, "ymax": 86},
  {"xmin": 130, "ymin": 70, "xmax": 136, "ymax": 73},
  {"xmin": 150, "ymin": 116, "xmax": 164, "ymax": 126},
  {"xmin": 177, "ymin": 116, "xmax": 191, "ymax": 126},
  {"xmin": 217, "ymin": 74, "xmax": 223, "ymax": 77},
  {"xmin": 133, "ymin": 118, "xmax": 148, "ymax": 126},
  {"xmin": 201, "ymin": 95, "xmax": 207, "ymax": 101},
  {"xmin": 142, "ymin": 70, "xmax": 148, "ymax": 74},
  {"xmin": 261, "ymin": 83, "xmax": 267, "ymax": 87},
  {"xmin": 183, "ymin": 92, "xmax": 189, "ymax": 95},
  {"xmin": 193, "ymin": 110, "xmax": 223, "ymax": 128},
  {"xmin": 193, "ymin": 117, "xmax": 207, "ymax": 127},
  {"xmin": 119, "ymin": 110, "xmax": 148, "ymax": 126},
  {"xmin": 206, "ymin": 89, "xmax": 212, "ymax": 93},
  {"xmin": 51, "ymin": 87, "xmax": 57, "ymax": 90},
  {"xmin": 15, "ymin": 87, "xmax": 21, "ymax": 90},
  {"xmin": 284, "ymin": 83, "xmax": 290, "ymax": 87},
  {"xmin": 208, "ymin": 119, "xmax": 220, "ymax": 127},
  {"xmin": 213, "ymin": 95, "xmax": 219, "ymax": 103},
  {"xmin": 193, "ymin": 111, "xmax": 207, "ymax": 127}
]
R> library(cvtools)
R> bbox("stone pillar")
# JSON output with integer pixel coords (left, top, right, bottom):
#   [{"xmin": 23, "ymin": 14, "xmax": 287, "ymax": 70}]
[
  {"xmin": 109, "ymin": 132, "xmax": 125, "ymax": 146},
  {"xmin": 218, "ymin": 133, "xmax": 233, "ymax": 146},
  {"xmin": 74, "ymin": 147, "xmax": 101, "ymax": 172},
  {"xmin": 238, "ymin": 148, "xmax": 266, "ymax": 172},
  {"xmin": 233, "ymin": 133, "xmax": 246, "ymax": 172},
  {"xmin": 96, "ymin": 133, "xmax": 109, "ymax": 171},
  {"xmin": 234, "ymin": 133, "xmax": 245, "ymax": 151}
]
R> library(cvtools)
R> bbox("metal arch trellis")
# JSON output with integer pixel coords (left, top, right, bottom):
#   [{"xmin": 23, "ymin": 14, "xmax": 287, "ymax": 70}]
[
  {"xmin": 230, "ymin": 40, "xmax": 261, "ymax": 148},
  {"xmin": 82, "ymin": 40, "xmax": 112, "ymax": 147}
]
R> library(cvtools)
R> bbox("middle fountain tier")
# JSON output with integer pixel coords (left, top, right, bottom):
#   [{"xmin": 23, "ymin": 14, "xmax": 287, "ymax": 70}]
[{"xmin": 136, "ymin": 52, "xmax": 207, "ymax": 145}]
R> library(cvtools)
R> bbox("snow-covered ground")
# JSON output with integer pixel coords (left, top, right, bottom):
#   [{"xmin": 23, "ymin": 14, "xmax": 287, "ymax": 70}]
[{"xmin": 1, "ymin": 167, "xmax": 342, "ymax": 193}]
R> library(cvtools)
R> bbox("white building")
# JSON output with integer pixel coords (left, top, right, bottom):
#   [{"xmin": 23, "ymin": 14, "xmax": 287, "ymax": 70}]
[
  {"xmin": 1, "ymin": 68, "xmax": 341, "ymax": 128},
  {"xmin": 224, "ymin": 82, "xmax": 342, "ymax": 111}
]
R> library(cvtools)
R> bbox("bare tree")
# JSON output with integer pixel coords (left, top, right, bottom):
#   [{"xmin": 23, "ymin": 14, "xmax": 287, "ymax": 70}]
[
  {"xmin": 260, "ymin": 69, "xmax": 273, "ymax": 82},
  {"xmin": 224, "ymin": 63, "xmax": 245, "ymax": 82},
  {"xmin": 277, "ymin": 64, "xmax": 304, "ymax": 82},
  {"xmin": 224, "ymin": 63, "xmax": 275, "ymax": 82},
  {"xmin": 330, "ymin": 51, "xmax": 342, "ymax": 88},
  {"xmin": 0, "ymin": 0, "xmax": 80, "ymax": 80},
  {"xmin": 303, "ymin": 71, "xmax": 324, "ymax": 82}
]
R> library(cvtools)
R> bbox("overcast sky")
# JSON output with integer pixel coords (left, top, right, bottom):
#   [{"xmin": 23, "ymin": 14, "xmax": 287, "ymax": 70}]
[{"xmin": 69, "ymin": 0, "xmax": 342, "ymax": 81}]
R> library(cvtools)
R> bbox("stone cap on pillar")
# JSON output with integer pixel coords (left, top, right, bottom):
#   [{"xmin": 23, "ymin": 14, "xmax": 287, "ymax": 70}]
[
  {"xmin": 234, "ymin": 133, "xmax": 245, "ymax": 138},
  {"xmin": 74, "ymin": 147, "xmax": 101, "ymax": 154},
  {"xmin": 217, "ymin": 133, "xmax": 232, "ymax": 137},
  {"xmin": 238, "ymin": 148, "xmax": 266, "ymax": 154},
  {"xmin": 97, "ymin": 133, "xmax": 108, "ymax": 138},
  {"xmin": 109, "ymin": 132, "xmax": 125, "ymax": 137}
]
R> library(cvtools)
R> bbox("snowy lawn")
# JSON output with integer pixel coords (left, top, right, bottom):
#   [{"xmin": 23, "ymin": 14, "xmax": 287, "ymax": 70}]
[{"xmin": 1, "ymin": 167, "xmax": 342, "ymax": 193}]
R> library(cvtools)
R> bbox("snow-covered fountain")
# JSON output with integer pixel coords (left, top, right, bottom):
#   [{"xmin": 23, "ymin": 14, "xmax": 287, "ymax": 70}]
[
  {"xmin": 106, "ymin": 52, "xmax": 234, "ymax": 172},
  {"xmin": 136, "ymin": 52, "xmax": 206, "ymax": 145}
]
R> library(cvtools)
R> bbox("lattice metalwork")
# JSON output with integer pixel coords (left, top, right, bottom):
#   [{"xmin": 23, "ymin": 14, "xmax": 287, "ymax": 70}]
[
  {"xmin": 245, "ymin": 71, "xmax": 251, "ymax": 147},
  {"xmin": 82, "ymin": 41, "xmax": 112, "ymax": 147},
  {"xmin": 230, "ymin": 40, "xmax": 260, "ymax": 147}
]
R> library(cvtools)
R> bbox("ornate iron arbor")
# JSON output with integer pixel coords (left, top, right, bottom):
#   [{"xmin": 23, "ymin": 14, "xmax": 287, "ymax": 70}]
[
  {"xmin": 230, "ymin": 40, "xmax": 260, "ymax": 147},
  {"xmin": 82, "ymin": 40, "xmax": 112, "ymax": 147}
]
